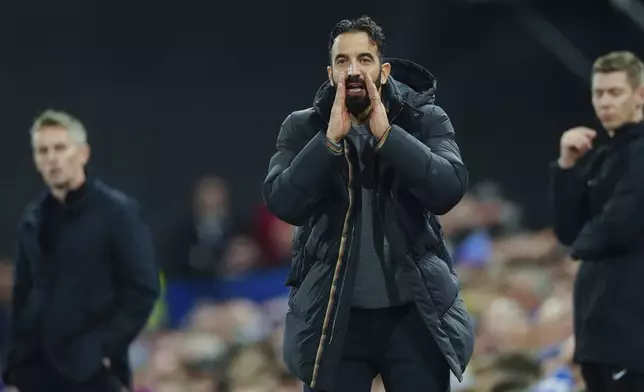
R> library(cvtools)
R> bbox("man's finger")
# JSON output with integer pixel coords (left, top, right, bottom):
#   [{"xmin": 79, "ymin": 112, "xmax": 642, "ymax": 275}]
[
  {"xmin": 342, "ymin": 107, "xmax": 350, "ymax": 122},
  {"xmin": 334, "ymin": 73, "xmax": 346, "ymax": 107},
  {"xmin": 575, "ymin": 127, "xmax": 597, "ymax": 138},
  {"xmin": 573, "ymin": 139, "xmax": 592, "ymax": 151},
  {"xmin": 361, "ymin": 69, "xmax": 379, "ymax": 101},
  {"xmin": 584, "ymin": 129, "xmax": 597, "ymax": 139},
  {"xmin": 583, "ymin": 134, "xmax": 596, "ymax": 144}
]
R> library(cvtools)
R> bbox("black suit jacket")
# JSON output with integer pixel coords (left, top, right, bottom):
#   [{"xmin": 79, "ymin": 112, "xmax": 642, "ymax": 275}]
[{"xmin": 5, "ymin": 178, "xmax": 160, "ymax": 385}]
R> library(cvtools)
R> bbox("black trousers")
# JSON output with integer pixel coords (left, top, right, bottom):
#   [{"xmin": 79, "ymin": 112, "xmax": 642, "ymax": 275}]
[
  {"xmin": 8, "ymin": 353, "xmax": 124, "ymax": 392},
  {"xmin": 305, "ymin": 304, "xmax": 450, "ymax": 392},
  {"xmin": 581, "ymin": 362, "xmax": 644, "ymax": 392}
]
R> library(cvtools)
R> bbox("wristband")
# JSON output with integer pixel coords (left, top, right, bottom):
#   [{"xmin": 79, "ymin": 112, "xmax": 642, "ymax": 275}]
[{"xmin": 326, "ymin": 137, "xmax": 344, "ymax": 154}]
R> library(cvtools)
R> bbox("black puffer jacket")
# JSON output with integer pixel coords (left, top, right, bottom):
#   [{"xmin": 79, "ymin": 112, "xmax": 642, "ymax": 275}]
[{"xmin": 262, "ymin": 59, "xmax": 475, "ymax": 391}]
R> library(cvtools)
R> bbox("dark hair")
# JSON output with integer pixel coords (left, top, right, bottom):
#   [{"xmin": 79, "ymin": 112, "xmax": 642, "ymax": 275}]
[{"xmin": 328, "ymin": 15, "xmax": 386, "ymax": 63}]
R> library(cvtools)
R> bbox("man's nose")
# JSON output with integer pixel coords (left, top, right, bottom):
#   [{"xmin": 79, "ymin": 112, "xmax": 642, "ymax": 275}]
[
  {"xmin": 598, "ymin": 95, "xmax": 614, "ymax": 108},
  {"xmin": 45, "ymin": 152, "xmax": 59, "ymax": 164},
  {"xmin": 347, "ymin": 63, "xmax": 361, "ymax": 76}
]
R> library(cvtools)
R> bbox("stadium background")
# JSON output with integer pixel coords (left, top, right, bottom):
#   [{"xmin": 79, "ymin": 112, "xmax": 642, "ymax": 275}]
[{"xmin": 0, "ymin": 0, "xmax": 641, "ymax": 390}]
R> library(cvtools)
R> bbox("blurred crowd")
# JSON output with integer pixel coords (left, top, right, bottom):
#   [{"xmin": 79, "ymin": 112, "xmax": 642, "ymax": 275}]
[
  {"xmin": 0, "ymin": 175, "xmax": 582, "ymax": 392},
  {"xmin": 442, "ymin": 182, "xmax": 579, "ymax": 392}
]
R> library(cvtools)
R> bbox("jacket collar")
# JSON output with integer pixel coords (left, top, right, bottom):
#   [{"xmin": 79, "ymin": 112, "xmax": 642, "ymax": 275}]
[
  {"xmin": 22, "ymin": 176, "xmax": 99, "ymax": 228},
  {"xmin": 611, "ymin": 121, "xmax": 644, "ymax": 146}
]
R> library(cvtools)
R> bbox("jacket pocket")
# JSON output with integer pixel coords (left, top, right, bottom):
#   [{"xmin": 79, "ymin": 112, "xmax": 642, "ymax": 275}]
[
  {"xmin": 282, "ymin": 312, "xmax": 315, "ymax": 386},
  {"xmin": 285, "ymin": 226, "xmax": 317, "ymax": 288},
  {"xmin": 440, "ymin": 298, "xmax": 475, "ymax": 373},
  {"xmin": 52, "ymin": 330, "xmax": 104, "ymax": 382},
  {"xmin": 282, "ymin": 261, "xmax": 331, "ymax": 386},
  {"xmin": 288, "ymin": 261, "xmax": 331, "ymax": 323},
  {"xmin": 416, "ymin": 253, "xmax": 459, "ymax": 316}
]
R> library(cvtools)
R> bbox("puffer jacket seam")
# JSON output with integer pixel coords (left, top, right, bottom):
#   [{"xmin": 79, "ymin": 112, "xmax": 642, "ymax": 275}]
[{"xmin": 439, "ymin": 295, "xmax": 458, "ymax": 319}]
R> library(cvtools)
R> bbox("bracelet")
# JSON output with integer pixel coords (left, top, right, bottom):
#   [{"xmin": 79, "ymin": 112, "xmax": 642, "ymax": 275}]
[
  {"xmin": 376, "ymin": 126, "xmax": 392, "ymax": 150},
  {"xmin": 326, "ymin": 137, "xmax": 343, "ymax": 154}
]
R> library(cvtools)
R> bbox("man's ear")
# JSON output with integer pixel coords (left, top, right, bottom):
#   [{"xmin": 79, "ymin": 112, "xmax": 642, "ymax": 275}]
[
  {"xmin": 327, "ymin": 66, "xmax": 334, "ymax": 86},
  {"xmin": 636, "ymin": 84, "xmax": 644, "ymax": 108},
  {"xmin": 380, "ymin": 62, "xmax": 391, "ymax": 85}
]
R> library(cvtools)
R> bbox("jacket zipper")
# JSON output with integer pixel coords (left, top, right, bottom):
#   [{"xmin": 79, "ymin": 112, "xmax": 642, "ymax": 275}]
[
  {"xmin": 328, "ymin": 107, "xmax": 404, "ymax": 339},
  {"xmin": 310, "ymin": 106, "xmax": 403, "ymax": 388},
  {"xmin": 310, "ymin": 143, "xmax": 354, "ymax": 389},
  {"xmin": 328, "ymin": 146, "xmax": 356, "ymax": 345}
]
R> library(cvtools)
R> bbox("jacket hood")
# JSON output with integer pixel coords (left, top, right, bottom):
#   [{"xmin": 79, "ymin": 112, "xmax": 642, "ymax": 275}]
[{"xmin": 313, "ymin": 58, "xmax": 437, "ymax": 121}]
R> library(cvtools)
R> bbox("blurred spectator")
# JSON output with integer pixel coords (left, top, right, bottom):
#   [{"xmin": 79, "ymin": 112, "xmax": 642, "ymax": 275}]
[
  {"xmin": 252, "ymin": 205, "xmax": 294, "ymax": 269},
  {"xmin": 220, "ymin": 236, "xmax": 262, "ymax": 277},
  {"xmin": 159, "ymin": 175, "xmax": 256, "ymax": 279}
]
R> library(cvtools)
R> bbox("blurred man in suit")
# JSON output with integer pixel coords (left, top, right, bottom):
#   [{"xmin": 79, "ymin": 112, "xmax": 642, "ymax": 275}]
[
  {"xmin": 551, "ymin": 51, "xmax": 644, "ymax": 392},
  {"xmin": 3, "ymin": 110, "xmax": 160, "ymax": 392}
]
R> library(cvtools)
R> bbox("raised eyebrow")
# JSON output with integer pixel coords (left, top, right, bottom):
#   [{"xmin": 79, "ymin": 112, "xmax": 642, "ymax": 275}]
[
  {"xmin": 334, "ymin": 53, "xmax": 376, "ymax": 62},
  {"xmin": 334, "ymin": 54, "xmax": 349, "ymax": 62}
]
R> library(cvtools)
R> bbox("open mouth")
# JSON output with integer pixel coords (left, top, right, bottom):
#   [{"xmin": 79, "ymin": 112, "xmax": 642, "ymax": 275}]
[{"xmin": 347, "ymin": 83, "xmax": 365, "ymax": 94}]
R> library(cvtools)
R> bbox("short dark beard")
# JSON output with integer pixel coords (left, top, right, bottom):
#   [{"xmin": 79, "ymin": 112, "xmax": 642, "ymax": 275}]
[{"xmin": 344, "ymin": 73, "xmax": 382, "ymax": 118}]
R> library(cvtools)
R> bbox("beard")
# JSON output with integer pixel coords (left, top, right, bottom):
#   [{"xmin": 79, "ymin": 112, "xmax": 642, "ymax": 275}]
[{"xmin": 334, "ymin": 71, "xmax": 382, "ymax": 118}]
